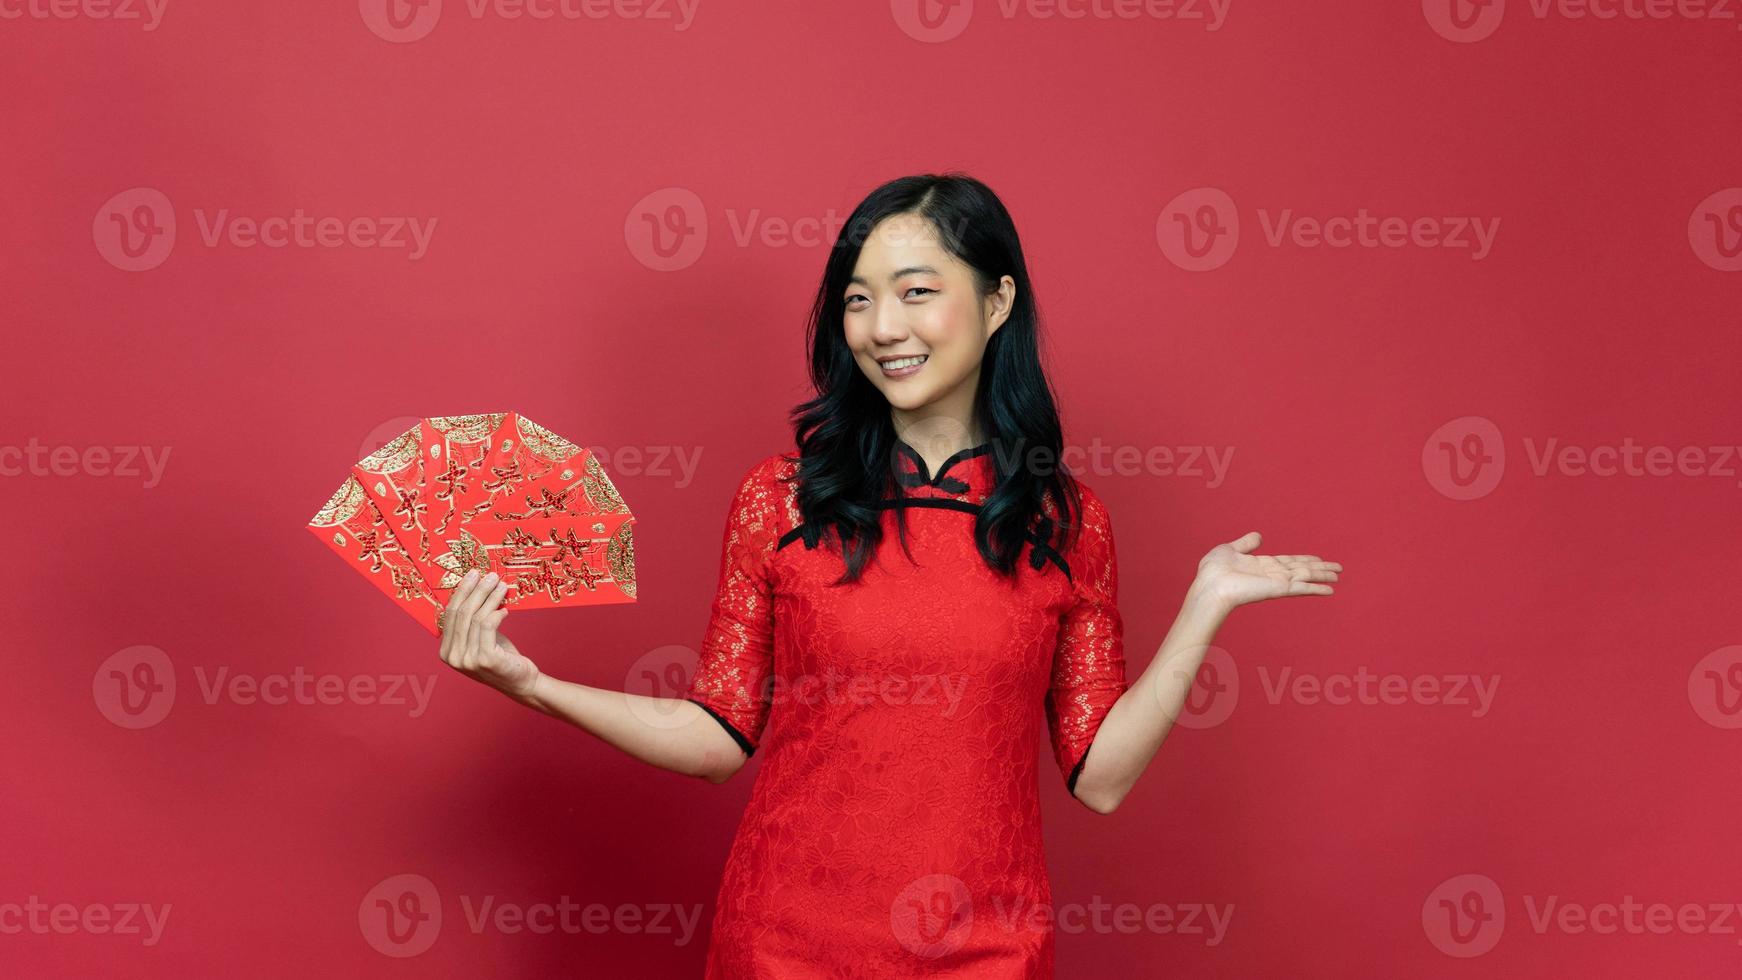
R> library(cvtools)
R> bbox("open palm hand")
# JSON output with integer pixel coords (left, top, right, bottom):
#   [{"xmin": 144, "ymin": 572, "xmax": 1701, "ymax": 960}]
[{"xmin": 1195, "ymin": 531, "xmax": 1342, "ymax": 612}]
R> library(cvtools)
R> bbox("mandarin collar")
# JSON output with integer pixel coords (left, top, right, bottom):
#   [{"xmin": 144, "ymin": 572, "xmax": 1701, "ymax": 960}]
[{"xmin": 893, "ymin": 438, "xmax": 995, "ymax": 497}]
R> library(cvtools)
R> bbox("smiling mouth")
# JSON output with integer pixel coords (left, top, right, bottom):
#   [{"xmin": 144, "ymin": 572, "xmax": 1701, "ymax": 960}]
[{"xmin": 878, "ymin": 355, "xmax": 928, "ymax": 377}]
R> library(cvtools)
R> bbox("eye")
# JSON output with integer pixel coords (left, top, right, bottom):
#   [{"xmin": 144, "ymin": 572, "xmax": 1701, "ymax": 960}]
[
  {"xmin": 844, "ymin": 293, "xmax": 868, "ymax": 308},
  {"xmin": 905, "ymin": 287, "xmax": 935, "ymax": 299}
]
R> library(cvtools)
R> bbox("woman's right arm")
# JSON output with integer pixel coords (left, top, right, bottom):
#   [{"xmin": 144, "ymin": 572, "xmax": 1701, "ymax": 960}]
[{"xmin": 438, "ymin": 568, "xmax": 750, "ymax": 785}]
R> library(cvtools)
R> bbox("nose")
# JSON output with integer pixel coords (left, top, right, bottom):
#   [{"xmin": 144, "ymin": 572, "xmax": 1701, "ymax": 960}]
[{"xmin": 871, "ymin": 295, "xmax": 908, "ymax": 345}]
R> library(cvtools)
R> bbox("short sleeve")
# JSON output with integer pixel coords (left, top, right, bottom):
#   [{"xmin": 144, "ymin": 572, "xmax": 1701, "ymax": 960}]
[
  {"xmin": 684, "ymin": 457, "xmax": 784, "ymax": 756},
  {"xmin": 1045, "ymin": 487, "xmax": 1129, "ymax": 797}
]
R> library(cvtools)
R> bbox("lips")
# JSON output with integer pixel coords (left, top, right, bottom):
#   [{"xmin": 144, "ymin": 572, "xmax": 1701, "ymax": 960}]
[{"xmin": 878, "ymin": 354, "xmax": 927, "ymax": 379}]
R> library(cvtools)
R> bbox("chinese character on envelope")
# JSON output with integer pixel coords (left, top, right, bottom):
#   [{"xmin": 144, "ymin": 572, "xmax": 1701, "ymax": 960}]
[{"xmin": 308, "ymin": 413, "xmax": 637, "ymax": 634}]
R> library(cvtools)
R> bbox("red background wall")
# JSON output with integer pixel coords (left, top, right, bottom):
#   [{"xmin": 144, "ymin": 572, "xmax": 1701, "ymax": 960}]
[{"xmin": 4, "ymin": 1, "xmax": 1739, "ymax": 976}]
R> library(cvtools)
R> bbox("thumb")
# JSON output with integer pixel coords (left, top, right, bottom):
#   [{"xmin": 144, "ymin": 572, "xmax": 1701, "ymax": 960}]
[{"xmin": 1230, "ymin": 531, "xmax": 1261, "ymax": 553}]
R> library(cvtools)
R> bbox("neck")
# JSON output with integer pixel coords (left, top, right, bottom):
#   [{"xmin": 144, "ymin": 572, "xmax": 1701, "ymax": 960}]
[{"xmin": 894, "ymin": 419, "xmax": 983, "ymax": 465}]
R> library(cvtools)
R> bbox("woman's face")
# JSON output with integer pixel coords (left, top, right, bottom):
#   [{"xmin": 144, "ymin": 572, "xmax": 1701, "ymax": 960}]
[{"xmin": 843, "ymin": 212, "xmax": 1014, "ymax": 421}]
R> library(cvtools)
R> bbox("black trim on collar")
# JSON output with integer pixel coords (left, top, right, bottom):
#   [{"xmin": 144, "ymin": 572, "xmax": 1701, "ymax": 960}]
[
  {"xmin": 876, "ymin": 497, "xmax": 981, "ymax": 515},
  {"xmin": 687, "ymin": 697, "xmax": 756, "ymax": 757},
  {"xmin": 774, "ymin": 497, "xmax": 1072, "ymax": 581},
  {"xmin": 894, "ymin": 439, "xmax": 991, "ymax": 491}
]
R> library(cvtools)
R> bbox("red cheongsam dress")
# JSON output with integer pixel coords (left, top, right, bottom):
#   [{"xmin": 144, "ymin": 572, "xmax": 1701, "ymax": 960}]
[{"xmin": 683, "ymin": 440, "xmax": 1128, "ymax": 979}]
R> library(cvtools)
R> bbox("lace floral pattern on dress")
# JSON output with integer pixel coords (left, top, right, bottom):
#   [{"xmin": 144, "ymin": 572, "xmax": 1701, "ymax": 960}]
[{"xmin": 682, "ymin": 447, "xmax": 1129, "ymax": 979}]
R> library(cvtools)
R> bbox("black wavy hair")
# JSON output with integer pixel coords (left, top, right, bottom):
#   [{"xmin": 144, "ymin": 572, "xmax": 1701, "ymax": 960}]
[{"xmin": 784, "ymin": 172, "xmax": 1085, "ymax": 585}]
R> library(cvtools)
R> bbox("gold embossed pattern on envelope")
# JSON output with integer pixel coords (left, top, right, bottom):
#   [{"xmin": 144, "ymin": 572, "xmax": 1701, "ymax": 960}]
[{"xmin": 308, "ymin": 413, "xmax": 637, "ymax": 634}]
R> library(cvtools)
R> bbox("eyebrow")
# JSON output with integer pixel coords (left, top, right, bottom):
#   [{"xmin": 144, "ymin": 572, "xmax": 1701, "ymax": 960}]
[{"xmin": 847, "ymin": 265, "xmax": 940, "ymax": 286}]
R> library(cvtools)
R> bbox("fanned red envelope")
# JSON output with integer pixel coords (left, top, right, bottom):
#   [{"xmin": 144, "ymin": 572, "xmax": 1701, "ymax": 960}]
[{"xmin": 308, "ymin": 413, "xmax": 637, "ymax": 634}]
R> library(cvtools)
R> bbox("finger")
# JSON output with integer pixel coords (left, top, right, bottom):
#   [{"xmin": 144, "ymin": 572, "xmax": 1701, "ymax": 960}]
[
  {"xmin": 458, "ymin": 571, "xmax": 500, "ymax": 627},
  {"xmin": 1289, "ymin": 581, "xmax": 1334, "ymax": 596},
  {"xmin": 466, "ymin": 579, "xmax": 508, "ymax": 662},
  {"xmin": 450, "ymin": 570, "xmax": 479, "ymax": 606},
  {"xmin": 1230, "ymin": 531, "xmax": 1261, "ymax": 554},
  {"xmin": 478, "ymin": 605, "xmax": 509, "ymax": 659},
  {"xmin": 449, "ymin": 569, "xmax": 481, "ymax": 615},
  {"xmin": 439, "ymin": 571, "xmax": 480, "ymax": 663},
  {"xmin": 461, "ymin": 571, "xmax": 500, "ymax": 619},
  {"xmin": 469, "ymin": 579, "xmax": 508, "ymax": 661},
  {"xmin": 449, "ymin": 571, "xmax": 494, "ymax": 652}
]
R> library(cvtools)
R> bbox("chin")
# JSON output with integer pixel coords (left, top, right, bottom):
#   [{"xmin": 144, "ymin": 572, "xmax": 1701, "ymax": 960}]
[{"xmin": 877, "ymin": 384, "xmax": 936, "ymax": 411}]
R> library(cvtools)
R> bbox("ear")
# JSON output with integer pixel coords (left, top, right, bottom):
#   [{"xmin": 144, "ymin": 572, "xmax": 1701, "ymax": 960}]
[{"xmin": 985, "ymin": 275, "xmax": 1016, "ymax": 337}]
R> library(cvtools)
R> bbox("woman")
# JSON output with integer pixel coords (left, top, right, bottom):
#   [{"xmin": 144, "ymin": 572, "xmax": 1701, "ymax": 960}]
[{"xmin": 436, "ymin": 173, "xmax": 1342, "ymax": 977}]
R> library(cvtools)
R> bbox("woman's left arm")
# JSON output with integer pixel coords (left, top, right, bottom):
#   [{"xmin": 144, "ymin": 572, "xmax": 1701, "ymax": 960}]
[{"xmin": 1071, "ymin": 531, "xmax": 1342, "ymax": 814}]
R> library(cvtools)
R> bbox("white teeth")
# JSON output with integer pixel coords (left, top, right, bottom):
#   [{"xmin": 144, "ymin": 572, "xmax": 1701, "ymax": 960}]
[{"xmin": 882, "ymin": 356, "xmax": 927, "ymax": 370}]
